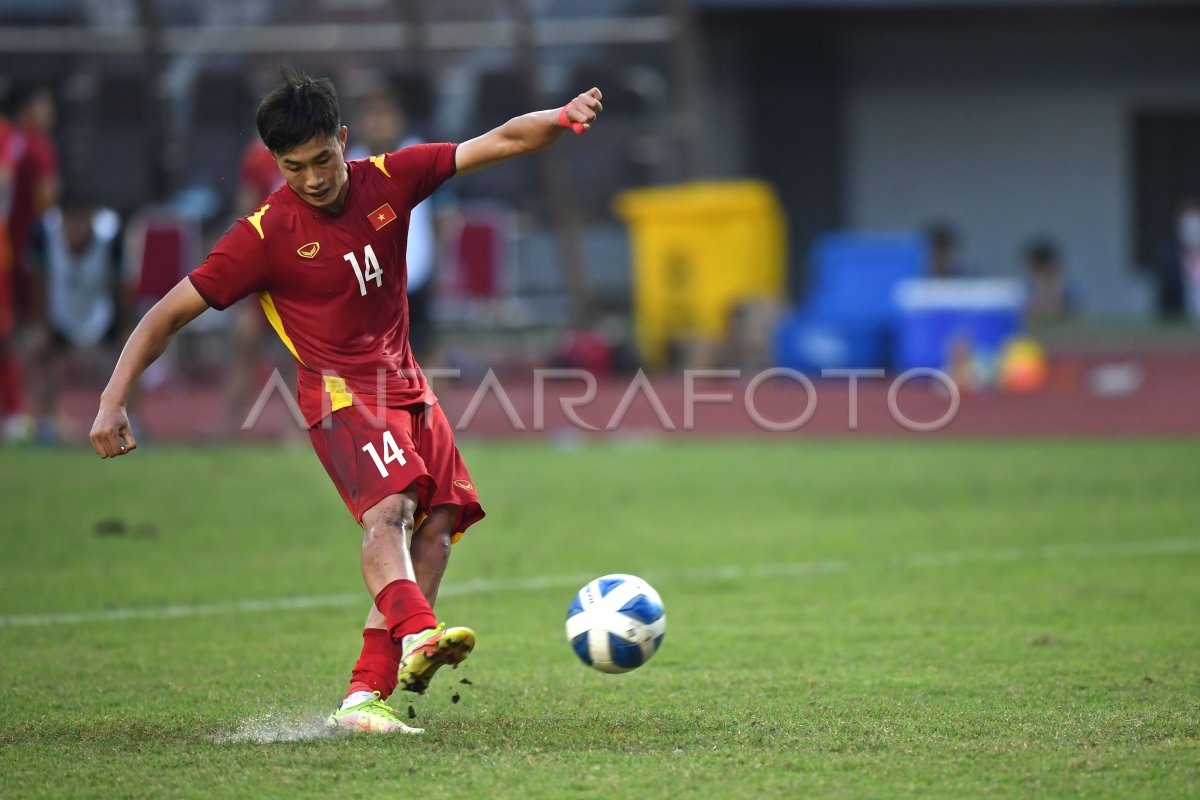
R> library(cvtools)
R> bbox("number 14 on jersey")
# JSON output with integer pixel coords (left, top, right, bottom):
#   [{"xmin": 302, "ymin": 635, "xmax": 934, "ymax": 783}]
[{"xmin": 344, "ymin": 245, "xmax": 382, "ymax": 296}]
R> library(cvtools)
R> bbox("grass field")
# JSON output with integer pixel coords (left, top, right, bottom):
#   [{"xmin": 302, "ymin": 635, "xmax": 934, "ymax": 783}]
[{"xmin": 1, "ymin": 438, "xmax": 1197, "ymax": 798}]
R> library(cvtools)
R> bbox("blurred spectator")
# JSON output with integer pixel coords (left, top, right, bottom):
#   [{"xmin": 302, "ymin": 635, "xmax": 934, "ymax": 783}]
[
  {"xmin": 6, "ymin": 83, "xmax": 59, "ymax": 298},
  {"xmin": 28, "ymin": 196, "xmax": 125, "ymax": 443},
  {"xmin": 225, "ymin": 143, "xmax": 287, "ymax": 436},
  {"xmin": 346, "ymin": 83, "xmax": 450, "ymax": 363},
  {"xmin": 2, "ymin": 83, "xmax": 60, "ymax": 442},
  {"xmin": 925, "ymin": 221, "xmax": 967, "ymax": 278},
  {"xmin": 1022, "ymin": 237, "xmax": 1077, "ymax": 324},
  {"xmin": 236, "ymin": 142, "xmax": 284, "ymax": 216},
  {"xmin": 0, "ymin": 109, "xmax": 25, "ymax": 442},
  {"xmin": 1158, "ymin": 196, "xmax": 1200, "ymax": 321},
  {"xmin": 551, "ymin": 318, "xmax": 638, "ymax": 377}
]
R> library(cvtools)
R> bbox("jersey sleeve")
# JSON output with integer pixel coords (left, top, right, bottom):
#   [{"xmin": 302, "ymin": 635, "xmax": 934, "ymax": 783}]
[
  {"xmin": 381, "ymin": 143, "xmax": 458, "ymax": 210},
  {"xmin": 188, "ymin": 220, "xmax": 269, "ymax": 310}
]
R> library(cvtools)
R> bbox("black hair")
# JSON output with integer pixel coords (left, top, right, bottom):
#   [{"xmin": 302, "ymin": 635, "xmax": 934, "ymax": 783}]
[
  {"xmin": 255, "ymin": 66, "xmax": 341, "ymax": 154},
  {"xmin": 4, "ymin": 81, "xmax": 52, "ymax": 117},
  {"xmin": 1024, "ymin": 237, "xmax": 1061, "ymax": 272},
  {"xmin": 924, "ymin": 221, "xmax": 960, "ymax": 250}
]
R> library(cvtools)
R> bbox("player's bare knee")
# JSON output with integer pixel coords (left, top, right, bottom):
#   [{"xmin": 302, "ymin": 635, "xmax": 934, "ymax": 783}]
[
  {"xmin": 362, "ymin": 494, "xmax": 417, "ymax": 547},
  {"xmin": 414, "ymin": 510, "xmax": 453, "ymax": 557},
  {"xmin": 417, "ymin": 527, "xmax": 451, "ymax": 558}
]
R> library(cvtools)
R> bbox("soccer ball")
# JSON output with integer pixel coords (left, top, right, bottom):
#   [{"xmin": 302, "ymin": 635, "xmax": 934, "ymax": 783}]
[{"xmin": 565, "ymin": 574, "xmax": 666, "ymax": 673}]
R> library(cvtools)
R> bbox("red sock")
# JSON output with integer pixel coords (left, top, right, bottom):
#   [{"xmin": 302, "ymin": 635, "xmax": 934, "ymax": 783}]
[
  {"xmin": 347, "ymin": 628, "xmax": 403, "ymax": 699},
  {"xmin": 0, "ymin": 353, "xmax": 23, "ymax": 416},
  {"xmin": 373, "ymin": 579, "xmax": 437, "ymax": 644}
]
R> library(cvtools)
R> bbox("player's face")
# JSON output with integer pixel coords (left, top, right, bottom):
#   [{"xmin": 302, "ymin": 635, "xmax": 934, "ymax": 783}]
[
  {"xmin": 63, "ymin": 208, "xmax": 94, "ymax": 252},
  {"xmin": 276, "ymin": 127, "xmax": 349, "ymax": 211}
]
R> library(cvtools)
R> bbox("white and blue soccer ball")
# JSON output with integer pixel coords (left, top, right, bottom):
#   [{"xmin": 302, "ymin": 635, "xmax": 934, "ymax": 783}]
[{"xmin": 566, "ymin": 574, "xmax": 666, "ymax": 673}]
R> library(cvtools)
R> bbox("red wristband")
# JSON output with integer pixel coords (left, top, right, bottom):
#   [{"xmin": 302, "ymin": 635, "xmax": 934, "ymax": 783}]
[{"xmin": 558, "ymin": 103, "xmax": 586, "ymax": 135}]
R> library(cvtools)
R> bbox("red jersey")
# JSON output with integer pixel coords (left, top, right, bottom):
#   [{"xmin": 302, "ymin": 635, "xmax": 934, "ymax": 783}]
[
  {"xmin": 8, "ymin": 127, "xmax": 57, "ymax": 269},
  {"xmin": 189, "ymin": 143, "xmax": 457, "ymax": 426},
  {"xmin": 0, "ymin": 120, "xmax": 24, "ymax": 220}
]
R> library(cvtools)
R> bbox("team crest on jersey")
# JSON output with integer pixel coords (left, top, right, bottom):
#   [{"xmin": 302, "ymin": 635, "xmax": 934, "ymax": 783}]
[
  {"xmin": 297, "ymin": 242, "xmax": 320, "ymax": 259},
  {"xmin": 453, "ymin": 479, "xmax": 474, "ymax": 491}
]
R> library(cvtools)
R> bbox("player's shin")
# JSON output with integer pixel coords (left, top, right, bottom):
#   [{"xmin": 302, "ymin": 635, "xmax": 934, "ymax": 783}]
[
  {"xmin": 360, "ymin": 494, "xmax": 436, "ymax": 643},
  {"xmin": 373, "ymin": 579, "xmax": 437, "ymax": 645}
]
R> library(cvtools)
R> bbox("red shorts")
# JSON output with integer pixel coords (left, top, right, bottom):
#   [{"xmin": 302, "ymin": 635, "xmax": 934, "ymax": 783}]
[{"xmin": 309, "ymin": 402, "xmax": 484, "ymax": 541}]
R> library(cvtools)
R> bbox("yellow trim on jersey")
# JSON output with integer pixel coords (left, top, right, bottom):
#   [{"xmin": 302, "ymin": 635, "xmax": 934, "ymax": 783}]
[
  {"xmin": 247, "ymin": 203, "xmax": 271, "ymax": 239},
  {"xmin": 369, "ymin": 155, "xmax": 391, "ymax": 178},
  {"xmin": 257, "ymin": 291, "xmax": 304, "ymax": 365},
  {"xmin": 322, "ymin": 375, "xmax": 354, "ymax": 412}
]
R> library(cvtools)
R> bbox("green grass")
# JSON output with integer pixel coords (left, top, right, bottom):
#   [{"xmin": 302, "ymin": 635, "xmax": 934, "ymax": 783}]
[{"xmin": 1, "ymin": 439, "xmax": 1197, "ymax": 798}]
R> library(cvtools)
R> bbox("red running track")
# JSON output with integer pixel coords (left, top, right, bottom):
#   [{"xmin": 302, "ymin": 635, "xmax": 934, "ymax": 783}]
[{"xmin": 55, "ymin": 351, "xmax": 1200, "ymax": 444}]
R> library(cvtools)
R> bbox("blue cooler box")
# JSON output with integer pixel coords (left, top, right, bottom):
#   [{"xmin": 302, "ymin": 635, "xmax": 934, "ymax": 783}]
[{"xmin": 893, "ymin": 279, "xmax": 1025, "ymax": 373}]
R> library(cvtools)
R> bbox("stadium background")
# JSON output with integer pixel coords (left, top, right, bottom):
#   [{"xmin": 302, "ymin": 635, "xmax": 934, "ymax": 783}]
[
  {"xmin": 0, "ymin": 2, "xmax": 1198, "ymax": 798},
  {"xmin": 2, "ymin": 0, "xmax": 1199, "ymax": 439}
]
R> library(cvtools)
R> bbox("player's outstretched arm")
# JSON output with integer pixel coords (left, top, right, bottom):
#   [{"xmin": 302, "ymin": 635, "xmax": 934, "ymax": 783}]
[
  {"xmin": 455, "ymin": 88, "xmax": 603, "ymax": 176},
  {"xmin": 89, "ymin": 278, "xmax": 209, "ymax": 459}
]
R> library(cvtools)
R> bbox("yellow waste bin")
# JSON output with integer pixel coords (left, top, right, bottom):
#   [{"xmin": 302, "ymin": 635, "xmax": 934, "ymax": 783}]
[{"xmin": 615, "ymin": 181, "xmax": 786, "ymax": 368}]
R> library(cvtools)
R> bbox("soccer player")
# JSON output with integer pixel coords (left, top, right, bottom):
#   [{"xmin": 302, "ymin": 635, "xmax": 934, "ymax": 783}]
[
  {"xmin": 90, "ymin": 68, "xmax": 603, "ymax": 734},
  {"xmin": 0, "ymin": 110, "xmax": 26, "ymax": 443},
  {"xmin": 2, "ymin": 84, "xmax": 59, "ymax": 443}
]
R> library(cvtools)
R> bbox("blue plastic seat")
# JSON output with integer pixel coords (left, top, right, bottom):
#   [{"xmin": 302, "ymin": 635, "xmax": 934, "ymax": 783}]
[{"xmin": 774, "ymin": 232, "xmax": 927, "ymax": 372}]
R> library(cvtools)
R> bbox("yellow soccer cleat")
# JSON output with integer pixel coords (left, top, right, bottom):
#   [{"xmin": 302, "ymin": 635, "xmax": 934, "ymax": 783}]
[
  {"xmin": 397, "ymin": 623, "xmax": 475, "ymax": 694},
  {"xmin": 326, "ymin": 691, "xmax": 423, "ymax": 734}
]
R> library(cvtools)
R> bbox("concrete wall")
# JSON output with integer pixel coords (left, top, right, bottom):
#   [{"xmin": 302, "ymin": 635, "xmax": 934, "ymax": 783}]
[{"xmin": 843, "ymin": 26, "xmax": 1200, "ymax": 315}]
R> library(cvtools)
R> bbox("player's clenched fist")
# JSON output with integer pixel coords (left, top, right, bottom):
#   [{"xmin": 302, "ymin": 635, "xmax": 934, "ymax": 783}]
[
  {"xmin": 558, "ymin": 88, "xmax": 603, "ymax": 135},
  {"xmin": 90, "ymin": 403, "xmax": 137, "ymax": 459}
]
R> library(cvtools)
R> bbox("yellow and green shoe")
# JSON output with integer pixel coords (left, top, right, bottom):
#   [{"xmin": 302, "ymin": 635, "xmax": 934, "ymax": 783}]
[
  {"xmin": 397, "ymin": 623, "xmax": 476, "ymax": 694},
  {"xmin": 326, "ymin": 691, "xmax": 423, "ymax": 734}
]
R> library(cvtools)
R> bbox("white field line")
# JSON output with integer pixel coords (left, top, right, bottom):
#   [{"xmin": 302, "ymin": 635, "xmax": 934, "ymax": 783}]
[{"xmin": 1, "ymin": 537, "xmax": 1197, "ymax": 628}]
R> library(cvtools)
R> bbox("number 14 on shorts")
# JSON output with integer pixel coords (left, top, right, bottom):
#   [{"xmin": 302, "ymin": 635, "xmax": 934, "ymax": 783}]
[{"xmin": 362, "ymin": 430, "xmax": 407, "ymax": 477}]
